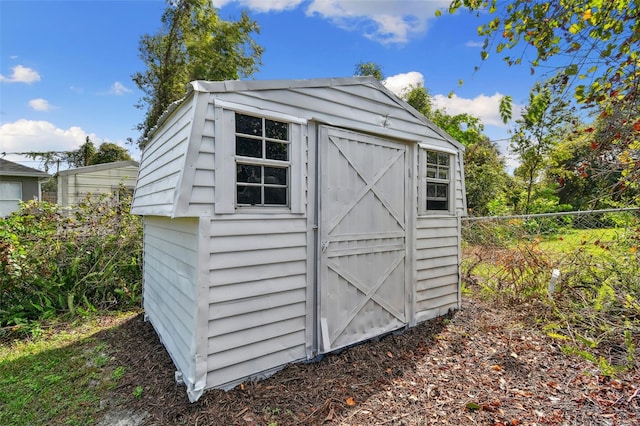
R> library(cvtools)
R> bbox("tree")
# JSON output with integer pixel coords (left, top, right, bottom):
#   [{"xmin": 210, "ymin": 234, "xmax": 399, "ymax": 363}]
[
  {"xmin": 464, "ymin": 136, "xmax": 512, "ymax": 215},
  {"xmin": 21, "ymin": 138, "xmax": 132, "ymax": 174},
  {"xmin": 546, "ymin": 129, "xmax": 612, "ymax": 210},
  {"xmin": 354, "ymin": 62, "xmax": 384, "ymax": 80},
  {"xmin": 403, "ymin": 84, "xmax": 434, "ymax": 119},
  {"xmin": 92, "ymin": 143, "xmax": 133, "ymax": 165},
  {"xmin": 510, "ymin": 74, "xmax": 577, "ymax": 213},
  {"xmin": 65, "ymin": 137, "xmax": 96, "ymax": 168},
  {"xmin": 444, "ymin": 0, "xmax": 639, "ymax": 202},
  {"xmin": 133, "ymin": 0, "xmax": 263, "ymax": 143}
]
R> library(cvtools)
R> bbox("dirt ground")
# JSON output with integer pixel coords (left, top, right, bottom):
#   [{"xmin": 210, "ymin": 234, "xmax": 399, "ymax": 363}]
[{"xmin": 99, "ymin": 296, "xmax": 639, "ymax": 425}]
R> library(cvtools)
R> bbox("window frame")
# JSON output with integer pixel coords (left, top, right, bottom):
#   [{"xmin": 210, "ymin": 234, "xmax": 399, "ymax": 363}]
[
  {"xmin": 214, "ymin": 101, "xmax": 307, "ymax": 214},
  {"xmin": 234, "ymin": 113, "xmax": 292, "ymax": 208},
  {"xmin": 418, "ymin": 146, "xmax": 456, "ymax": 215}
]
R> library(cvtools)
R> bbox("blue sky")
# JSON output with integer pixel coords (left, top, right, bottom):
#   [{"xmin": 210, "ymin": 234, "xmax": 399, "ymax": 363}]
[{"xmin": 1, "ymin": 0, "xmax": 542, "ymax": 171}]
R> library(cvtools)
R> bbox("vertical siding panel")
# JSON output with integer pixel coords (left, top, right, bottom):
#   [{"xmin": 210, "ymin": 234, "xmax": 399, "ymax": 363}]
[{"xmin": 142, "ymin": 217, "xmax": 198, "ymax": 390}]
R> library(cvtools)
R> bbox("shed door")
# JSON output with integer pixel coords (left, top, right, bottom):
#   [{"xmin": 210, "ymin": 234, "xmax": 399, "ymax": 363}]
[{"xmin": 318, "ymin": 126, "xmax": 407, "ymax": 353}]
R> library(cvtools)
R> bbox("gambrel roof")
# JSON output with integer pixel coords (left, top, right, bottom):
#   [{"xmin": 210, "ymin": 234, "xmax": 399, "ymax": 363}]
[{"xmin": 149, "ymin": 76, "xmax": 464, "ymax": 152}]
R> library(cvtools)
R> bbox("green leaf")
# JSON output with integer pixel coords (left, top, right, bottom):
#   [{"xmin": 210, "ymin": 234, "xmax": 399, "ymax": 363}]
[
  {"xmin": 565, "ymin": 64, "xmax": 579, "ymax": 75},
  {"xmin": 499, "ymin": 95, "xmax": 513, "ymax": 124}
]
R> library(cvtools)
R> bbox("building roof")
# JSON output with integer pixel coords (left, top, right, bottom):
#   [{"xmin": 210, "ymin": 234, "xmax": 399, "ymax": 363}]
[
  {"xmin": 0, "ymin": 158, "xmax": 50, "ymax": 178},
  {"xmin": 148, "ymin": 76, "xmax": 464, "ymax": 151},
  {"xmin": 57, "ymin": 160, "xmax": 139, "ymax": 176}
]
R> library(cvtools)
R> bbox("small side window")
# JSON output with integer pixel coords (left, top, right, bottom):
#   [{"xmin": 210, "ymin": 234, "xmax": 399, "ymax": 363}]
[
  {"xmin": 425, "ymin": 150, "xmax": 449, "ymax": 211},
  {"xmin": 419, "ymin": 148, "xmax": 453, "ymax": 214}
]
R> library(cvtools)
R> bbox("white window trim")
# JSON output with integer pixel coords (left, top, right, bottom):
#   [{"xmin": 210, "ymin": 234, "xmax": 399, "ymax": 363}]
[
  {"xmin": 214, "ymin": 104, "xmax": 307, "ymax": 214},
  {"xmin": 418, "ymin": 147, "xmax": 456, "ymax": 216}
]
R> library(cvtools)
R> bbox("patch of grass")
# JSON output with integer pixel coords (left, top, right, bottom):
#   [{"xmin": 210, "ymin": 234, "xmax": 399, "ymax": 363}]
[
  {"xmin": 538, "ymin": 228, "xmax": 622, "ymax": 255},
  {"xmin": 0, "ymin": 311, "xmax": 138, "ymax": 426}
]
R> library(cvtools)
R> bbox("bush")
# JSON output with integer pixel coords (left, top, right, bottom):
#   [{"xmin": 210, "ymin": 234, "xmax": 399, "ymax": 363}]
[{"xmin": 0, "ymin": 192, "xmax": 142, "ymax": 330}]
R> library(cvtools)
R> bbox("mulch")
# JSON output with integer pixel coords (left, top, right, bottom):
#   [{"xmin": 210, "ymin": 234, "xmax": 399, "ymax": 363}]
[{"xmin": 101, "ymin": 296, "xmax": 639, "ymax": 425}]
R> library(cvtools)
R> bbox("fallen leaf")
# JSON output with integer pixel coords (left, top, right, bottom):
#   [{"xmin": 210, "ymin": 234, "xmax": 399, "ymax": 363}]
[
  {"xmin": 466, "ymin": 402, "xmax": 481, "ymax": 411},
  {"xmin": 492, "ymin": 365, "xmax": 503, "ymax": 371},
  {"xmin": 482, "ymin": 403, "xmax": 496, "ymax": 412},
  {"xmin": 386, "ymin": 351, "xmax": 394, "ymax": 358},
  {"xmin": 346, "ymin": 397, "xmax": 356, "ymax": 406}
]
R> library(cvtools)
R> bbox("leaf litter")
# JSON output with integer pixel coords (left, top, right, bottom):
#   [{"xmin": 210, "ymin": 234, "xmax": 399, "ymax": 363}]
[{"xmin": 100, "ymin": 296, "xmax": 639, "ymax": 425}]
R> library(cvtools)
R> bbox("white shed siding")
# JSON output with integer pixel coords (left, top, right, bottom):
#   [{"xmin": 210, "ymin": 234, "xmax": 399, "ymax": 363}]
[
  {"xmin": 205, "ymin": 217, "xmax": 308, "ymax": 388},
  {"xmin": 131, "ymin": 96, "xmax": 196, "ymax": 216},
  {"xmin": 455, "ymin": 153, "xmax": 467, "ymax": 216},
  {"xmin": 57, "ymin": 163, "xmax": 138, "ymax": 206},
  {"xmin": 414, "ymin": 216, "xmax": 461, "ymax": 322},
  {"xmin": 211, "ymin": 87, "xmax": 450, "ymax": 146},
  {"xmin": 142, "ymin": 217, "xmax": 199, "ymax": 385}
]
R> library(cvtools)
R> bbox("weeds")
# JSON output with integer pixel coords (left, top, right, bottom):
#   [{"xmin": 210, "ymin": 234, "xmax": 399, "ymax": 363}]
[
  {"xmin": 132, "ymin": 385, "xmax": 143, "ymax": 398},
  {"xmin": 0, "ymin": 190, "xmax": 142, "ymax": 335},
  {"xmin": 462, "ymin": 208, "xmax": 640, "ymax": 376}
]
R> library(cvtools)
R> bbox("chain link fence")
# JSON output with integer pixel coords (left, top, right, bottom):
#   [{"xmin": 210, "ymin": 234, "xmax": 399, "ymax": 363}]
[
  {"xmin": 462, "ymin": 207, "xmax": 640, "ymax": 247},
  {"xmin": 460, "ymin": 207, "xmax": 640, "ymax": 372}
]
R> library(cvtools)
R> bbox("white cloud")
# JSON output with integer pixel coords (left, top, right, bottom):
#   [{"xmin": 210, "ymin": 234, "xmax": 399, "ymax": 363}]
[
  {"xmin": 306, "ymin": 0, "xmax": 449, "ymax": 44},
  {"xmin": 0, "ymin": 65, "xmax": 41, "ymax": 84},
  {"xmin": 216, "ymin": 0, "xmax": 449, "ymax": 44},
  {"xmin": 383, "ymin": 71, "xmax": 425, "ymax": 96},
  {"xmin": 213, "ymin": 0, "xmax": 303, "ymax": 12},
  {"xmin": 28, "ymin": 98, "xmax": 52, "ymax": 111},
  {"xmin": 465, "ymin": 40, "xmax": 484, "ymax": 48},
  {"xmin": 108, "ymin": 81, "xmax": 132, "ymax": 95},
  {"xmin": 0, "ymin": 119, "xmax": 94, "ymax": 156},
  {"xmin": 384, "ymin": 71, "xmax": 523, "ymax": 131},
  {"xmin": 433, "ymin": 92, "xmax": 516, "ymax": 127}
]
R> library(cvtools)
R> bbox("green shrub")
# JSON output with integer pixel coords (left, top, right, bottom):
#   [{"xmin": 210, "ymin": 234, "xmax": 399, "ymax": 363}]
[{"xmin": 0, "ymin": 191, "xmax": 142, "ymax": 330}]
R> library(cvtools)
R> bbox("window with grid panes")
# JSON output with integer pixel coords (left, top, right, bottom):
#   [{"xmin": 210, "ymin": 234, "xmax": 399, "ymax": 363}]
[
  {"xmin": 425, "ymin": 150, "xmax": 450, "ymax": 211},
  {"xmin": 235, "ymin": 113, "xmax": 290, "ymax": 207}
]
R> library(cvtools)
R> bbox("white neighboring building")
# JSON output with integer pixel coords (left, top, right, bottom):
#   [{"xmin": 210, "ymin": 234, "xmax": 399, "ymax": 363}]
[{"xmin": 57, "ymin": 161, "xmax": 139, "ymax": 206}]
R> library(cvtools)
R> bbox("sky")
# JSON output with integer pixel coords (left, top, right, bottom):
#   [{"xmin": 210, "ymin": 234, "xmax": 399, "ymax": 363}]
[{"xmin": 0, "ymin": 0, "xmax": 545, "ymax": 172}]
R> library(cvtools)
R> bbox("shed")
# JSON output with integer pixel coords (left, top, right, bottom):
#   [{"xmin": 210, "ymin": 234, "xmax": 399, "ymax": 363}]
[
  {"xmin": 57, "ymin": 160, "xmax": 139, "ymax": 206},
  {"xmin": 131, "ymin": 77, "xmax": 467, "ymax": 401},
  {"xmin": 0, "ymin": 158, "xmax": 51, "ymax": 217}
]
